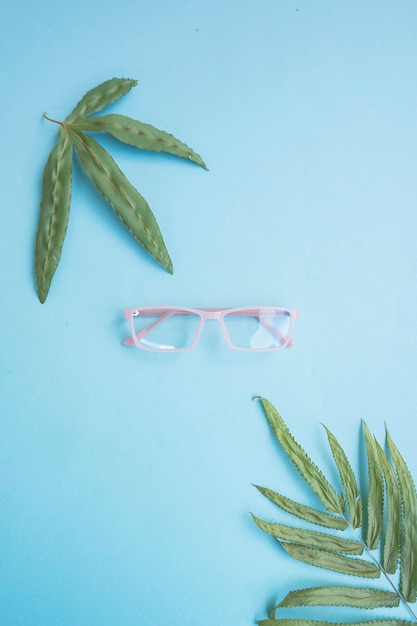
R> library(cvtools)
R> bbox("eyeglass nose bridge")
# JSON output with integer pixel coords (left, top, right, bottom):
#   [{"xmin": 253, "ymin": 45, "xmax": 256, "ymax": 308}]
[
  {"xmin": 196, "ymin": 308, "xmax": 226, "ymax": 320},
  {"xmin": 191, "ymin": 309, "xmax": 227, "ymax": 341},
  {"xmin": 198, "ymin": 311, "xmax": 246, "ymax": 352},
  {"xmin": 193, "ymin": 311, "xmax": 227, "ymax": 346}
]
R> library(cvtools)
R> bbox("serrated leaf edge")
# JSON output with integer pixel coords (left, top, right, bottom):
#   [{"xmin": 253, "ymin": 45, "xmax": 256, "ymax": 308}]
[
  {"xmin": 35, "ymin": 128, "xmax": 73, "ymax": 302},
  {"xmin": 69, "ymin": 128, "xmax": 173, "ymax": 273}
]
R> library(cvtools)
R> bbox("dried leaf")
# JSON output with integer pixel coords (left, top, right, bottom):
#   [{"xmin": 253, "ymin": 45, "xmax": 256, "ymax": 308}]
[
  {"xmin": 71, "ymin": 113, "xmax": 208, "ymax": 169},
  {"xmin": 280, "ymin": 542, "xmax": 380, "ymax": 578},
  {"xmin": 70, "ymin": 129, "xmax": 172, "ymax": 273},
  {"xmin": 276, "ymin": 586, "xmax": 400, "ymax": 609},
  {"xmin": 376, "ymin": 441, "xmax": 401, "ymax": 575},
  {"xmin": 363, "ymin": 422, "xmax": 384, "ymax": 550},
  {"xmin": 323, "ymin": 425, "xmax": 362, "ymax": 528},
  {"xmin": 252, "ymin": 399, "xmax": 417, "ymax": 625},
  {"xmin": 386, "ymin": 429, "xmax": 417, "ymax": 603},
  {"xmin": 35, "ymin": 128, "xmax": 73, "ymax": 303},
  {"xmin": 258, "ymin": 619, "xmax": 415, "ymax": 626},
  {"xmin": 257, "ymin": 398, "xmax": 343, "ymax": 515},
  {"xmin": 251, "ymin": 515, "xmax": 363, "ymax": 554},
  {"xmin": 255, "ymin": 485, "xmax": 348, "ymax": 530}
]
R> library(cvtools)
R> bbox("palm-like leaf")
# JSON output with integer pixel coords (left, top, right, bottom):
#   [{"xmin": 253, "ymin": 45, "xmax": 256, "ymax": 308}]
[
  {"xmin": 36, "ymin": 77, "xmax": 207, "ymax": 302},
  {"xmin": 252, "ymin": 397, "xmax": 417, "ymax": 626}
]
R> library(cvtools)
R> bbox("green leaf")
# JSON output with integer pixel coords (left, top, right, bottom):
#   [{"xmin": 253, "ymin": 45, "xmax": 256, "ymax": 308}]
[
  {"xmin": 37, "ymin": 78, "xmax": 207, "ymax": 301},
  {"xmin": 71, "ymin": 114, "xmax": 208, "ymax": 170},
  {"xmin": 65, "ymin": 78, "xmax": 137, "ymax": 123},
  {"xmin": 257, "ymin": 398, "xmax": 343, "ymax": 515},
  {"xmin": 252, "ymin": 401, "xmax": 417, "ymax": 624},
  {"xmin": 258, "ymin": 618, "xmax": 415, "ymax": 626},
  {"xmin": 276, "ymin": 586, "xmax": 400, "ymax": 609},
  {"xmin": 280, "ymin": 542, "xmax": 380, "ymax": 578},
  {"xmin": 70, "ymin": 129, "xmax": 173, "ymax": 274},
  {"xmin": 386, "ymin": 429, "xmax": 417, "ymax": 603},
  {"xmin": 35, "ymin": 128, "xmax": 73, "ymax": 303},
  {"xmin": 255, "ymin": 485, "xmax": 348, "ymax": 530},
  {"xmin": 323, "ymin": 425, "xmax": 362, "ymax": 528},
  {"xmin": 251, "ymin": 515, "xmax": 363, "ymax": 554},
  {"xmin": 376, "ymin": 441, "xmax": 401, "ymax": 575},
  {"xmin": 363, "ymin": 422, "xmax": 384, "ymax": 550}
]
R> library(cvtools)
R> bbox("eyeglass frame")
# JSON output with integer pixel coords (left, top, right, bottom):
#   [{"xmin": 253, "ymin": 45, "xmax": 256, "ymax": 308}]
[{"xmin": 123, "ymin": 306, "xmax": 299, "ymax": 353}]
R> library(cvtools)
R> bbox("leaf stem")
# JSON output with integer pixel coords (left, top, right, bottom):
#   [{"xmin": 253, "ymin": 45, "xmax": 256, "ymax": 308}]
[{"xmin": 43, "ymin": 112, "xmax": 65, "ymax": 126}]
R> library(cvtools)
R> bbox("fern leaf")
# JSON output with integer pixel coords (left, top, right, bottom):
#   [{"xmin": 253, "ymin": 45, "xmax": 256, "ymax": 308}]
[
  {"xmin": 276, "ymin": 586, "xmax": 400, "ymax": 609},
  {"xmin": 376, "ymin": 441, "xmax": 401, "ymax": 575},
  {"xmin": 252, "ymin": 400, "xmax": 417, "ymax": 623},
  {"xmin": 258, "ymin": 398, "xmax": 343, "ymax": 515},
  {"xmin": 255, "ymin": 486, "xmax": 348, "ymax": 530},
  {"xmin": 363, "ymin": 422, "xmax": 384, "ymax": 550},
  {"xmin": 280, "ymin": 542, "xmax": 380, "ymax": 578},
  {"xmin": 386, "ymin": 429, "xmax": 417, "ymax": 603},
  {"xmin": 323, "ymin": 425, "xmax": 362, "ymax": 528},
  {"xmin": 258, "ymin": 618, "xmax": 415, "ymax": 626},
  {"xmin": 251, "ymin": 515, "xmax": 363, "ymax": 554}
]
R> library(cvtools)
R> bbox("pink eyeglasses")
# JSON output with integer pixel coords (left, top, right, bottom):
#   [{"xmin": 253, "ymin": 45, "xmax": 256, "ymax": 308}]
[{"xmin": 123, "ymin": 306, "xmax": 298, "ymax": 352}]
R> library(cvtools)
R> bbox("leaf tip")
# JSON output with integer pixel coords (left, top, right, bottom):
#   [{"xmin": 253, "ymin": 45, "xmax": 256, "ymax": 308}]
[
  {"xmin": 35, "ymin": 274, "xmax": 48, "ymax": 303},
  {"xmin": 36, "ymin": 283, "xmax": 48, "ymax": 304},
  {"xmin": 116, "ymin": 77, "xmax": 138, "ymax": 86}
]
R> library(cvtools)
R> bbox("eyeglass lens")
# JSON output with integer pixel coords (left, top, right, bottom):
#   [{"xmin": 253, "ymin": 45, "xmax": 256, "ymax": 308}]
[
  {"xmin": 223, "ymin": 308, "xmax": 291, "ymax": 350},
  {"xmin": 131, "ymin": 310, "xmax": 201, "ymax": 350}
]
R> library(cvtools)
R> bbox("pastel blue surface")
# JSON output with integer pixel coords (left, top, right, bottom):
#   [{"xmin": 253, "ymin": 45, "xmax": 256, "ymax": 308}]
[{"xmin": 2, "ymin": 1, "xmax": 417, "ymax": 624}]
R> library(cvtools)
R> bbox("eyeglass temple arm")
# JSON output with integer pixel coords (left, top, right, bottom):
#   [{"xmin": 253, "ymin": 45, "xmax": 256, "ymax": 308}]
[
  {"xmin": 123, "ymin": 310, "xmax": 175, "ymax": 346},
  {"xmin": 257, "ymin": 317, "xmax": 295, "ymax": 347}
]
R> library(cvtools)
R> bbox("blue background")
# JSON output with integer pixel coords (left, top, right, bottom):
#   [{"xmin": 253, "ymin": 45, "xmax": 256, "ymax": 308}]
[{"xmin": 1, "ymin": 1, "xmax": 417, "ymax": 624}]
